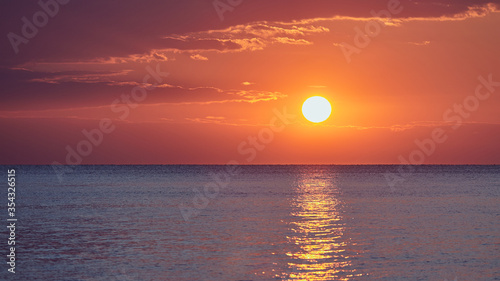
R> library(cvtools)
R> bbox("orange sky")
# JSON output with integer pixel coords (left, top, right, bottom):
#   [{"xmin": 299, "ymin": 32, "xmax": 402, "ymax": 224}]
[{"xmin": 1, "ymin": 0, "xmax": 499, "ymax": 164}]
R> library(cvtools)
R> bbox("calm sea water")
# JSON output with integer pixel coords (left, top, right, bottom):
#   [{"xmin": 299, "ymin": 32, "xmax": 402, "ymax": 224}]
[{"xmin": 1, "ymin": 165, "xmax": 499, "ymax": 281}]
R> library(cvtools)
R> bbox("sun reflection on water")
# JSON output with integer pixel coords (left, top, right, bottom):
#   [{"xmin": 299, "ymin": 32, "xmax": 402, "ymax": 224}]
[{"xmin": 281, "ymin": 170, "xmax": 362, "ymax": 280}]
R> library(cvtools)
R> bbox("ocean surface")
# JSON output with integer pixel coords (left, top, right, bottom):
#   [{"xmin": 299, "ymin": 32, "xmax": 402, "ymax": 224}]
[{"xmin": 1, "ymin": 165, "xmax": 499, "ymax": 281}]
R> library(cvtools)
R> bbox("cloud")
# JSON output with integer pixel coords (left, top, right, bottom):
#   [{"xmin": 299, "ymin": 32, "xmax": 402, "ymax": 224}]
[
  {"xmin": 190, "ymin": 54, "xmax": 208, "ymax": 61},
  {"xmin": 326, "ymin": 121, "xmax": 500, "ymax": 132},
  {"xmin": 0, "ymin": 68, "xmax": 286, "ymax": 112},
  {"xmin": 162, "ymin": 22, "xmax": 329, "ymax": 53},
  {"xmin": 28, "ymin": 70, "xmax": 133, "ymax": 84},
  {"xmin": 407, "ymin": 40, "xmax": 431, "ymax": 46},
  {"xmin": 400, "ymin": 2, "xmax": 500, "ymax": 22},
  {"xmin": 173, "ymin": 90, "xmax": 287, "ymax": 105},
  {"xmin": 51, "ymin": 2, "xmax": 499, "ymax": 64},
  {"xmin": 184, "ymin": 116, "xmax": 264, "ymax": 126},
  {"xmin": 2, "ymin": 1, "xmax": 499, "ymax": 67}
]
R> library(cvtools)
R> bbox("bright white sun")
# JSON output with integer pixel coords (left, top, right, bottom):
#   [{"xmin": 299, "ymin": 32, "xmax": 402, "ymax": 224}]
[{"xmin": 302, "ymin": 96, "xmax": 332, "ymax": 123}]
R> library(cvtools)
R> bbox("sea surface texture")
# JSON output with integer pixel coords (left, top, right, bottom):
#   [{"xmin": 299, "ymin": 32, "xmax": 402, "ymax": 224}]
[{"xmin": 1, "ymin": 165, "xmax": 499, "ymax": 280}]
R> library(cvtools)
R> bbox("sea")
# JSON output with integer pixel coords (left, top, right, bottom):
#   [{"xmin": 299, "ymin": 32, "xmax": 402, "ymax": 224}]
[{"xmin": 1, "ymin": 165, "xmax": 499, "ymax": 281}]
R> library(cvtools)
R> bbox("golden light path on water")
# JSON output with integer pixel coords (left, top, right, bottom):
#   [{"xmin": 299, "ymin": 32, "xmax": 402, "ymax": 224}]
[{"xmin": 281, "ymin": 170, "xmax": 363, "ymax": 280}]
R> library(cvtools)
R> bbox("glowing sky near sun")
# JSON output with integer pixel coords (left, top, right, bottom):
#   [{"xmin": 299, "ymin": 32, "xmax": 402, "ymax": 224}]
[{"xmin": 1, "ymin": 0, "xmax": 499, "ymax": 164}]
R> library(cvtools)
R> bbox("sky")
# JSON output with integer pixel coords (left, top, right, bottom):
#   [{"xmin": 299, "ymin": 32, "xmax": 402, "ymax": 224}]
[{"xmin": 1, "ymin": 0, "xmax": 500, "ymax": 165}]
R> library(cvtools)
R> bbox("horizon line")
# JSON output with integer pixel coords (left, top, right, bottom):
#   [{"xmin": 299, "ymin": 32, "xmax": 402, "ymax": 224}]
[{"xmin": 1, "ymin": 163, "xmax": 499, "ymax": 166}]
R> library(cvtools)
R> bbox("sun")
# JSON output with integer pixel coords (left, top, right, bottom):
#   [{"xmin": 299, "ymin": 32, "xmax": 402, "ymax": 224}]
[{"xmin": 302, "ymin": 96, "xmax": 332, "ymax": 123}]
